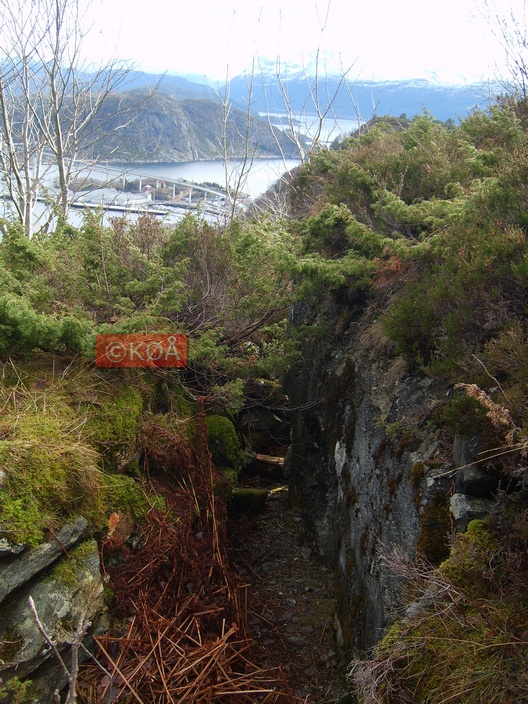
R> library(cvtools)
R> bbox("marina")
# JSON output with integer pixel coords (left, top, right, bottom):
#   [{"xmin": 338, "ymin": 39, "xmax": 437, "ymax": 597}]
[{"xmin": 0, "ymin": 156, "xmax": 300, "ymax": 231}]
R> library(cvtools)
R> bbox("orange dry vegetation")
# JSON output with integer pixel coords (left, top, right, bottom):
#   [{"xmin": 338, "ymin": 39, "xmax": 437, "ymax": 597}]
[{"xmin": 77, "ymin": 409, "xmax": 296, "ymax": 703}]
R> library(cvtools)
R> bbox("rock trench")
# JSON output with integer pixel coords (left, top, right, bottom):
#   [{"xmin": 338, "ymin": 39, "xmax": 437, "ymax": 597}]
[{"xmin": 229, "ymin": 457, "xmax": 351, "ymax": 703}]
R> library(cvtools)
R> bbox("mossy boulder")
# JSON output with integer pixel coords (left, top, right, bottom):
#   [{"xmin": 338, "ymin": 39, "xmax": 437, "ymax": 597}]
[
  {"xmin": 228, "ymin": 488, "xmax": 269, "ymax": 514},
  {"xmin": 86, "ymin": 385, "xmax": 143, "ymax": 471},
  {"xmin": 0, "ymin": 539, "xmax": 109, "ymax": 701},
  {"xmin": 0, "ymin": 367, "xmax": 167, "ymax": 546},
  {"xmin": 206, "ymin": 415, "xmax": 243, "ymax": 472}
]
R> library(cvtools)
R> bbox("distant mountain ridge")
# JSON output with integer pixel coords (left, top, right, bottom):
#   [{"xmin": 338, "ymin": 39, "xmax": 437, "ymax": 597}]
[
  {"xmin": 226, "ymin": 66, "xmax": 495, "ymax": 122},
  {"xmin": 119, "ymin": 66, "xmax": 494, "ymax": 123},
  {"xmin": 122, "ymin": 71, "xmax": 218, "ymax": 101},
  {"xmin": 86, "ymin": 67, "xmax": 497, "ymax": 162}
]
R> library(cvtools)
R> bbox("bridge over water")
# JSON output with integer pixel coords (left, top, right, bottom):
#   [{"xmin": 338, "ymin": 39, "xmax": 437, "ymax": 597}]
[
  {"xmin": 73, "ymin": 160, "xmax": 247, "ymax": 219},
  {"xmin": 2, "ymin": 154, "xmax": 252, "ymax": 229}
]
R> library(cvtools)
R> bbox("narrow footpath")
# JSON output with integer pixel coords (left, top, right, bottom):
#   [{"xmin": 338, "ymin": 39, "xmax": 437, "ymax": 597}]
[{"xmin": 229, "ymin": 458, "xmax": 352, "ymax": 703}]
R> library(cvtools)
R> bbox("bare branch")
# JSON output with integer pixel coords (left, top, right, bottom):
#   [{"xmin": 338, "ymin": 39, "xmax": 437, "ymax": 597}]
[
  {"xmin": 28, "ymin": 594, "xmax": 91, "ymax": 703},
  {"xmin": 481, "ymin": 0, "xmax": 528, "ymax": 99}
]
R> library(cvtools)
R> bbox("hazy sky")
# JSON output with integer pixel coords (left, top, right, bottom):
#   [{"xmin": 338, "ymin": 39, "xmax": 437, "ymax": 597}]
[{"xmin": 85, "ymin": 0, "xmax": 525, "ymax": 83}]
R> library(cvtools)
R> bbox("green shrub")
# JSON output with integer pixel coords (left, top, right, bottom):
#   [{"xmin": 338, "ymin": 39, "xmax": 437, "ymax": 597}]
[
  {"xmin": 443, "ymin": 394, "xmax": 491, "ymax": 436},
  {"xmin": 350, "ymin": 519, "xmax": 528, "ymax": 703},
  {"xmin": 382, "ymin": 220, "xmax": 528, "ymax": 373},
  {"xmin": 0, "ymin": 675, "xmax": 36, "ymax": 703}
]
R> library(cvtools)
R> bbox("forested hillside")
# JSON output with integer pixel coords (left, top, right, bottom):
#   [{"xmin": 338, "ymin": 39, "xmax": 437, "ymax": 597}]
[{"xmin": 1, "ymin": 95, "xmax": 528, "ymax": 702}]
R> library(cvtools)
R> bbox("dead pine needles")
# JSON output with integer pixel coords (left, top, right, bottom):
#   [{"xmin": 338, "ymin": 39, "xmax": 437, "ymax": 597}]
[{"xmin": 77, "ymin": 403, "xmax": 297, "ymax": 703}]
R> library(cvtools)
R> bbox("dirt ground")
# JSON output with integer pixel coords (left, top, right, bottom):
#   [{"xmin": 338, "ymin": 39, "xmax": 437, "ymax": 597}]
[{"xmin": 229, "ymin": 466, "xmax": 354, "ymax": 703}]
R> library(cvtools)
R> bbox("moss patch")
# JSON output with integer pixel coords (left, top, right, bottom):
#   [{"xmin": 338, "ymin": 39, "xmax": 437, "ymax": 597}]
[
  {"xmin": 0, "ymin": 364, "xmax": 171, "ymax": 545},
  {"xmin": 101, "ymin": 473, "xmax": 164, "ymax": 523},
  {"xmin": 228, "ymin": 488, "xmax": 268, "ymax": 514},
  {"xmin": 410, "ymin": 461, "xmax": 425, "ymax": 487},
  {"xmin": 49, "ymin": 539, "xmax": 98, "ymax": 588},
  {"xmin": 440, "ymin": 518, "xmax": 501, "ymax": 593},
  {"xmin": 86, "ymin": 385, "xmax": 143, "ymax": 470},
  {"xmin": 0, "ymin": 385, "xmax": 103, "ymax": 545},
  {"xmin": 206, "ymin": 415, "xmax": 243, "ymax": 472},
  {"xmin": 0, "ymin": 624, "xmax": 25, "ymax": 663}
]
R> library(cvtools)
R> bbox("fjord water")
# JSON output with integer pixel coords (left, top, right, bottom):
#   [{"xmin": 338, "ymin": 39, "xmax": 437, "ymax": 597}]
[
  {"xmin": 105, "ymin": 113, "xmax": 361, "ymax": 198},
  {"xmin": 106, "ymin": 158, "xmax": 302, "ymax": 198}
]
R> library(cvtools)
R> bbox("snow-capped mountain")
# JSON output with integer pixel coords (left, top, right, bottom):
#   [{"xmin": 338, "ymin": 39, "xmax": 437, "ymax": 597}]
[{"xmin": 228, "ymin": 58, "xmax": 495, "ymax": 122}]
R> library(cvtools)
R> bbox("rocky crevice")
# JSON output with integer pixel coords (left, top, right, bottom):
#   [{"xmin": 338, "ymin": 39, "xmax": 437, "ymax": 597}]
[
  {"xmin": 283, "ymin": 293, "xmax": 490, "ymax": 656},
  {"xmin": 0, "ymin": 520, "xmax": 108, "ymax": 701},
  {"xmin": 0, "ymin": 343, "xmax": 509, "ymax": 701}
]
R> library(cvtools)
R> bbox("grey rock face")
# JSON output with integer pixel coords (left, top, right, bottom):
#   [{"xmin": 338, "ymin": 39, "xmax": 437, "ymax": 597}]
[
  {"xmin": 455, "ymin": 465, "xmax": 501, "ymax": 498},
  {"xmin": 0, "ymin": 516, "xmax": 88, "ymax": 604},
  {"xmin": 0, "ymin": 538, "xmax": 26, "ymax": 556},
  {"xmin": 285, "ymin": 296, "xmax": 452, "ymax": 655},
  {"xmin": 0, "ymin": 541, "xmax": 100, "ymax": 672},
  {"xmin": 0, "ymin": 522, "xmax": 108, "ymax": 703},
  {"xmin": 450, "ymin": 493, "xmax": 497, "ymax": 531},
  {"xmin": 285, "ymin": 287, "xmax": 504, "ymax": 659}
]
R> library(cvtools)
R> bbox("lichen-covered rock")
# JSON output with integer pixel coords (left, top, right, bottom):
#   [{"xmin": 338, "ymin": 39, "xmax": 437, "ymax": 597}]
[
  {"xmin": 0, "ymin": 539, "xmax": 25, "ymax": 557},
  {"xmin": 0, "ymin": 539, "xmax": 108, "ymax": 702},
  {"xmin": 0, "ymin": 517, "xmax": 88, "ymax": 604},
  {"xmin": 450, "ymin": 493, "xmax": 498, "ymax": 531}
]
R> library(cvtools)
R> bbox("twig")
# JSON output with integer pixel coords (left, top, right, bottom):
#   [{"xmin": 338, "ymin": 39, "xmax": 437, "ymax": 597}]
[
  {"xmin": 93, "ymin": 637, "xmax": 145, "ymax": 704},
  {"xmin": 28, "ymin": 596, "xmax": 89, "ymax": 704},
  {"xmin": 472, "ymin": 353, "xmax": 510, "ymax": 402},
  {"xmin": 78, "ymin": 642, "xmax": 113, "ymax": 679}
]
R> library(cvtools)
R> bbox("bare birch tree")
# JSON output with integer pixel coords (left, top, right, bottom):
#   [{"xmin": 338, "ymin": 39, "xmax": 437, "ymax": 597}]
[
  {"xmin": 0, "ymin": 0, "xmax": 153, "ymax": 236},
  {"xmin": 256, "ymin": 0, "xmax": 359, "ymax": 164},
  {"xmin": 259, "ymin": 51, "xmax": 358, "ymax": 164},
  {"xmin": 0, "ymin": 6, "xmax": 47, "ymax": 235},
  {"xmin": 217, "ymin": 62, "xmax": 259, "ymax": 224},
  {"xmin": 483, "ymin": 0, "xmax": 528, "ymax": 99}
]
